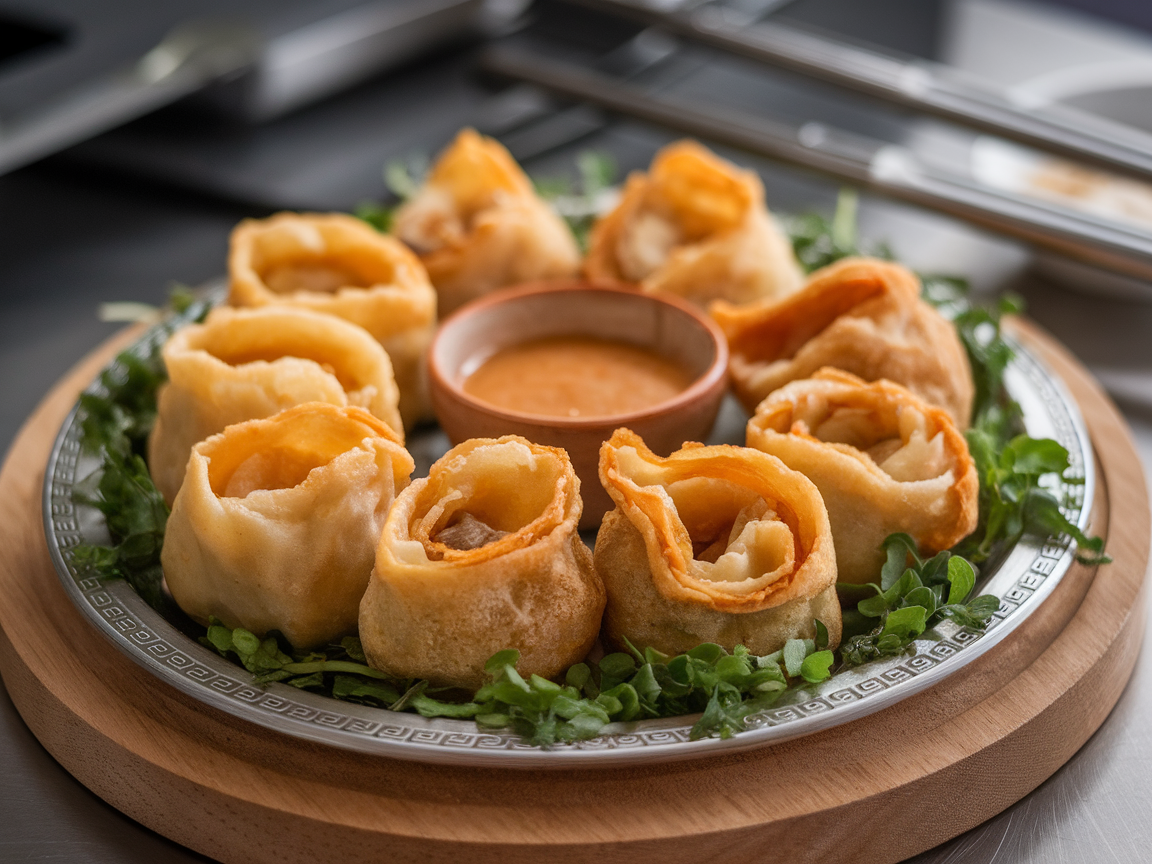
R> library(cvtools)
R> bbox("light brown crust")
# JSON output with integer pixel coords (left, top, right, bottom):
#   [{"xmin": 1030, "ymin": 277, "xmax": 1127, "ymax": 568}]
[
  {"xmin": 228, "ymin": 211, "xmax": 437, "ymax": 427},
  {"xmin": 746, "ymin": 368, "xmax": 979, "ymax": 583},
  {"xmin": 584, "ymin": 140, "xmax": 802, "ymax": 306},
  {"xmin": 148, "ymin": 305, "xmax": 403, "ymax": 505},
  {"xmin": 392, "ymin": 129, "xmax": 580, "ymax": 317},
  {"xmin": 360, "ymin": 436, "xmax": 605, "ymax": 689},
  {"xmin": 711, "ymin": 257, "xmax": 975, "ymax": 426},
  {"xmin": 161, "ymin": 403, "xmax": 414, "ymax": 651},
  {"xmin": 595, "ymin": 428, "xmax": 840, "ymax": 656}
]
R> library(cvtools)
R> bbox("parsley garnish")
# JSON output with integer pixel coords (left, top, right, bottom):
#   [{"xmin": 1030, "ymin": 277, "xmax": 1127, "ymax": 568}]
[
  {"xmin": 69, "ymin": 289, "xmax": 211, "ymax": 611},
  {"xmin": 197, "ymin": 627, "xmax": 833, "ymax": 744}
]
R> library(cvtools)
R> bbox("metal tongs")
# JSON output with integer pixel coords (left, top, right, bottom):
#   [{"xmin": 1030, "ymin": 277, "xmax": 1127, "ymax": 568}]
[
  {"xmin": 481, "ymin": 18, "xmax": 1152, "ymax": 283},
  {"xmin": 574, "ymin": 0, "xmax": 1152, "ymax": 184}
]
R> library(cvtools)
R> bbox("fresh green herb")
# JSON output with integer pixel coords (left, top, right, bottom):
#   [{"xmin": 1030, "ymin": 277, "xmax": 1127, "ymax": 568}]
[
  {"xmin": 354, "ymin": 201, "xmax": 394, "ymax": 233},
  {"xmin": 838, "ymin": 535, "xmax": 1000, "ymax": 666},
  {"xmin": 71, "ymin": 452, "xmax": 169, "ymax": 610},
  {"xmin": 197, "ymin": 624, "xmax": 831, "ymax": 745},
  {"xmin": 69, "ymin": 287, "xmax": 211, "ymax": 610},
  {"xmin": 353, "ymin": 153, "xmax": 429, "ymax": 233},
  {"xmin": 385, "ymin": 154, "xmax": 428, "ymax": 200},
  {"xmin": 532, "ymin": 149, "xmax": 618, "ymax": 252},
  {"xmin": 957, "ymin": 432, "xmax": 1108, "ymax": 564},
  {"xmin": 913, "ymin": 272, "xmax": 1104, "ymax": 564},
  {"xmin": 787, "ymin": 188, "xmax": 893, "ymax": 272}
]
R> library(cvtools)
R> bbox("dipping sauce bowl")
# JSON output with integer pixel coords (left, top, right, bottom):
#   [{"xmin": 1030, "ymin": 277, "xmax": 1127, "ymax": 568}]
[{"xmin": 428, "ymin": 279, "xmax": 729, "ymax": 529}]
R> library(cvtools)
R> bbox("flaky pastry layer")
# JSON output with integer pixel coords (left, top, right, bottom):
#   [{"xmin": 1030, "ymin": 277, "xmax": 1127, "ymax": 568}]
[
  {"xmin": 595, "ymin": 428, "xmax": 839, "ymax": 656},
  {"xmin": 747, "ymin": 369, "xmax": 979, "ymax": 583},
  {"xmin": 162, "ymin": 403, "xmax": 414, "ymax": 651},
  {"xmin": 228, "ymin": 211, "xmax": 436, "ymax": 426},
  {"xmin": 712, "ymin": 257, "xmax": 974, "ymax": 426},
  {"xmin": 584, "ymin": 140, "xmax": 803, "ymax": 306},
  {"xmin": 392, "ymin": 129, "xmax": 580, "ymax": 316},
  {"xmin": 360, "ymin": 436, "xmax": 605, "ymax": 689}
]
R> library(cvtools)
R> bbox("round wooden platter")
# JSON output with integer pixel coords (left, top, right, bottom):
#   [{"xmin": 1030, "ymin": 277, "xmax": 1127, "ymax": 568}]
[{"xmin": 0, "ymin": 320, "xmax": 1147, "ymax": 864}]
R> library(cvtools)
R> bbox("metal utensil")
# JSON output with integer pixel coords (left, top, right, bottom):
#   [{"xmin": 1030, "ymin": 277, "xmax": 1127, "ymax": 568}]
[
  {"xmin": 481, "ymin": 45, "xmax": 1152, "ymax": 282},
  {"xmin": 573, "ymin": 0, "xmax": 1152, "ymax": 185}
]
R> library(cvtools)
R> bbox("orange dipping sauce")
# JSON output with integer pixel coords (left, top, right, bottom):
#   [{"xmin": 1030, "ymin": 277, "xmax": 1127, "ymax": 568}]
[{"xmin": 463, "ymin": 336, "xmax": 694, "ymax": 419}]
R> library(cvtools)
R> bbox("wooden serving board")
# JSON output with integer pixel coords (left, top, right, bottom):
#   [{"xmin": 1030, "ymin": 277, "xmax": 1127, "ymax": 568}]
[{"xmin": 0, "ymin": 321, "xmax": 1147, "ymax": 864}]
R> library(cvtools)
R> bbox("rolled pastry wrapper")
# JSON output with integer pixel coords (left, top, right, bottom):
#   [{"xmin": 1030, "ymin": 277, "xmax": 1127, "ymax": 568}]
[
  {"xmin": 228, "ymin": 211, "xmax": 437, "ymax": 427},
  {"xmin": 148, "ymin": 305, "xmax": 403, "ymax": 506},
  {"xmin": 746, "ymin": 369, "xmax": 979, "ymax": 583},
  {"xmin": 584, "ymin": 140, "xmax": 803, "ymax": 307},
  {"xmin": 712, "ymin": 257, "xmax": 975, "ymax": 427},
  {"xmin": 162, "ymin": 403, "xmax": 414, "ymax": 651},
  {"xmin": 392, "ymin": 129, "xmax": 581, "ymax": 317},
  {"xmin": 360, "ymin": 435, "xmax": 605, "ymax": 690},
  {"xmin": 595, "ymin": 428, "xmax": 840, "ymax": 657}
]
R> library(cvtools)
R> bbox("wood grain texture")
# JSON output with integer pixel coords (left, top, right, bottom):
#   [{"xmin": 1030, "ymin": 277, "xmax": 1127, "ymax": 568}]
[{"xmin": 0, "ymin": 319, "xmax": 1146, "ymax": 864}]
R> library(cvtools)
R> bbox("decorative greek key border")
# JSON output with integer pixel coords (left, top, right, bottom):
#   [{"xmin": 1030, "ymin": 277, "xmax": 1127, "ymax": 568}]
[{"xmin": 43, "ymin": 321, "xmax": 1091, "ymax": 766}]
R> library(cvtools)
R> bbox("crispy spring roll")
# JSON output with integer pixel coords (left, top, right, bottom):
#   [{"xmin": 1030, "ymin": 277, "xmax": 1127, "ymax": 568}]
[
  {"xmin": 595, "ymin": 428, "xmax": 840, "ymax": 657},
  {"xmin": 392, "ymin": 129, "xmax": 581, "ymax": 316},
  {"xmin": 712, "ymin": 257, "xmax": 974, "ymax": 427},
  {"xmin": 229, "ymin": 211, "xmax": 437, "ymax": 426},
  {"xmin": 584, "ymin": 140, "xmax": 803, "ymax": 307},
  {"xmin": 360, "ymin": 436, "xmax": 605, "ymax": 689},
  {"xmin": 746, "ymin": 369, "xmax": 978, "ymax": 583},
  {"xmin": 162, "ymin": 403, "xmax": 414, "ymax": 651},
  {"xmin": 149, "ymin": 305, "xmax": 403, "ymax": 505}
]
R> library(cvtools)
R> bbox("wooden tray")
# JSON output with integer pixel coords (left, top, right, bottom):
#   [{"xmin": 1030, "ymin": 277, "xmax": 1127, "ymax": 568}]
[{"xmin": 0, "ymin": 320, "xmax": 1147, "ymax": 864}]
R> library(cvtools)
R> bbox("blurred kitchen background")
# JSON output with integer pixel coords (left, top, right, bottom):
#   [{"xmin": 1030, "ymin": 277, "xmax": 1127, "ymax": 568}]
[{"xmin": 2, "ymin": 1, "xmax": 1152, "ymax": 861}]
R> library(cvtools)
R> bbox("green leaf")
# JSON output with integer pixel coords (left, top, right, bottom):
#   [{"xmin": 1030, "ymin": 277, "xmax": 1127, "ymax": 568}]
[
  {"xmin": 902, "ymin": 586, "xmax": 938, "ymax": 617},
  {"xmin": 830, "ymin": 188, "xmax": 858, "ymax": 252},
  {"xmin": 800, "ymin": 650, "xmax": 835, "ymax": 683},
  {"xmin": 341, "ymin": 637, "xmax": 367, "ymax": 663},
  {"xmin": 880, "ymin": 533, "xmax": 919, "ymax": 590},
  {"xmin": 384, "ymin": 155, "xmax": 427, "ymax": 200},
  {"xmin": 576, "ymin": 150, "xmax": 616, "ymax": 196},
  {"xmin": 782, "ymin": 639, "xmax": 808, "ymax": 677},
  {"xmin": 354, "ymin": 201, "xmax": 394, "ymax": 233},
  {"xmin": 565, "ymin": 663, "xmax": 591, "ymax": 690},
  {"xmin": 946, "ymin": 556, "xmax": 976, "ymax": 605},
  {"xmin": 599, "ymin": 652, "xmax": 638, "ymax": 681},
  {"xmin": 484, "ymin": 649, "xmax": 520, "ymax": 674},
  {"xmin": 409, "ymin": 694, "xmax": 481, "ymax": 719},
  {"xmin": 687, "ymin": 643, "xmax": 726, "ymax": 664},
  {"xmin": 331, "ymin": 674, "xmax": 402, "ymax": 706},
  {"xmin": 881, "ymin": 606, "xmax": 927, "ymax": 641},
  {"xmin": 814, "ymin": 619, "xmax": 829, "ymax": 651}
]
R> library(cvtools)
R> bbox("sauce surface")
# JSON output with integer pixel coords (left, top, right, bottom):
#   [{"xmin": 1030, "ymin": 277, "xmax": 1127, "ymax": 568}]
[{"xmin": 464, "ymin": 336, "xmax": 694, "ymax": 418}]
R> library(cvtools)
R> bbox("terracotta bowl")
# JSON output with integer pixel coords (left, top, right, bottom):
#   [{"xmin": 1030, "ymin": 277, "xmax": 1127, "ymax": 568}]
[{"xmin": 428, "ymin": 279, "xmax": 729, "ymax": 530}]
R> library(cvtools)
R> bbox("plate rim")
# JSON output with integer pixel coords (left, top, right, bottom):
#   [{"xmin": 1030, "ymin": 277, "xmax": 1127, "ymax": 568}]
[{"xmin": 41, "ymin": 308, "xmax": 1096, "ymax": 769}]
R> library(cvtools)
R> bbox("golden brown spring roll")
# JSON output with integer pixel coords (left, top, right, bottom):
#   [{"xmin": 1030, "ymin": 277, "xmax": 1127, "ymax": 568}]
[
  {"xmin": 228, "ymin": 211, "xmax": 437, "ymax": 427},
  {"xmin": 584, "ymin": 140, "xmax": 803, "ymax": 306},
  {"xmin": 712, "ymin": 257, "xmax": 974, "ymax": 426},
  {"xmin": 392, "ymin": 129, "xmax": 581, "ymax": 316},
  {"xmin": 747, "ymin": 369, "xmax": 979, "ymax": 583},
  {"xmin": 360, "ymin": 436, "xmax": 604, "ymax": 689},
  {"xmin": 148, "ymin": 305, "xmax": 403, "ymax": 505},
  {"xmin": 162, "ymin": 403, "xmax": 414, "ymax": 651},
  {"xmin": 595, "ymin": 428, "xmax": 840, "ymax": 656}
]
